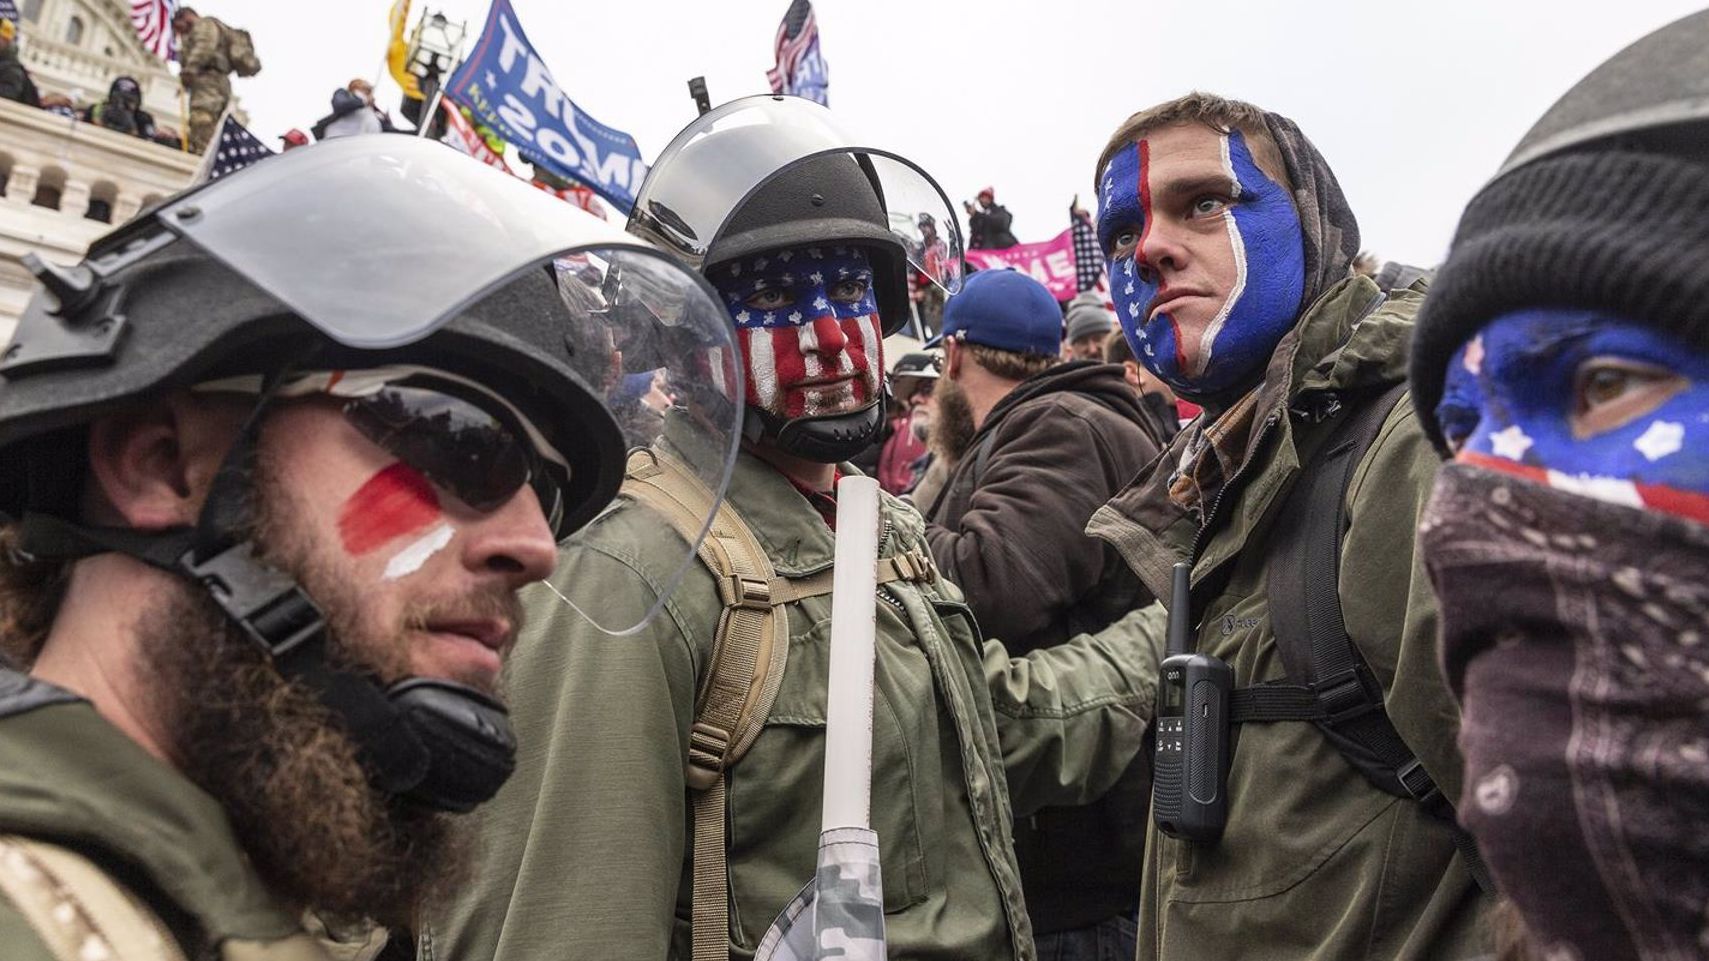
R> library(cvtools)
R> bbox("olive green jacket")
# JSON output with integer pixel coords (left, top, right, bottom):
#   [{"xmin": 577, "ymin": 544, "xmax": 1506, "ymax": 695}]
[
  {"xmin": 1087, "ymin": 278, "xmax": 1491, "ymax": 961},
  {"xmin": 430, "ymin": 423, "xmax": 1164, "ymax": 960},
  {"xmin": 0, "ymin": 671, "xmax": 342, "ymax": 961}
]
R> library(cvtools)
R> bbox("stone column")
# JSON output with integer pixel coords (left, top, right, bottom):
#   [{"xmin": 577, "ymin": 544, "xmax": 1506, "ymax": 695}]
[
  {"xmin": 60, "ymin": 179, "xmax": 92, "ymax": 218},
  {"xmin": 3, "ymin": 164, "xmax": 40, "ymax": 205}
]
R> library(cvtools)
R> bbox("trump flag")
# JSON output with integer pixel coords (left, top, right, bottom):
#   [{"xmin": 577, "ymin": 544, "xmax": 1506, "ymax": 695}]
[{"xmin": 447, "ymin": 0, "xmax": 647, "ymax": 213}]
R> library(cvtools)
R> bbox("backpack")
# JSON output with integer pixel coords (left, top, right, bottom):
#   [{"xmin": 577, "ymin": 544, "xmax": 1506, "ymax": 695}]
[
  {"xmin": 619, "ymin": 449, "xmax": 941, "ymax": 961},
  {"xmin": 220, "ymin": 21, "xmax": 262, "ymax": 77},
  {"xmin": 1226, "ymin": 381, "xmax": 1494, "ymax": 892}
]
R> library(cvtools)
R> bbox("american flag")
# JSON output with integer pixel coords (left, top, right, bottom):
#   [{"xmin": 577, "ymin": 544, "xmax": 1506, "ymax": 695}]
[
  {"xmin": 766, "ymin": 0, "xmax": 828, "ymax": 106},
  {"xmin": 1071, "ymin": 205, "xmax": 1105, "ymax": 292},
  {"xmin": 0, "ymin": 1, "xmax": 21, "ymax": 24},
  {"xmin": 196, "ymin": 115, "xmax": 275, "ymax": 183},
  {"xmin": 130, "ymin": 0, "xmax": 178, "ymax": 61}
]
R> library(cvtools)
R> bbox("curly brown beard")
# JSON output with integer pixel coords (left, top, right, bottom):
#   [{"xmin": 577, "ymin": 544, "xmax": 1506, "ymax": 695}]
[
  {"xmin": 930, "ymin": 374, "xmax": 979, "ymax": 464},
  {"xmin": 132, "ymin": 465, "xmax": 479, "ymax": 930}
]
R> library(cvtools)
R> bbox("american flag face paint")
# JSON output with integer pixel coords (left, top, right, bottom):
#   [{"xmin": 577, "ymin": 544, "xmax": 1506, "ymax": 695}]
[
  {"xmin": 1098, "ymin": 129, "xmax": 1304, "ymax": 396},
  {"xmin": 1439, "ymin": 309, "xmax": 1709, "ymax": 526},
  {"xmin": 711, "ymin": 245, "xmax": 885, "ymax": 422}
]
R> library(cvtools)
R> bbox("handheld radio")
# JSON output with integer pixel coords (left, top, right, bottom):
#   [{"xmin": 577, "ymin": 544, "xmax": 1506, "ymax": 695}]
[{"xmin": 1152, "ymin": 562, "xmax": 1234, "ymax": 843}]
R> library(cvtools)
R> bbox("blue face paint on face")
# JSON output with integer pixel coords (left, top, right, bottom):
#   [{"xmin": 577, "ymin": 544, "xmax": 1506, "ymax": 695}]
[
  {"xmin": 1098, "ymin": 129, "xmax": 1306, "ymax": 397},
  {"xmin": 1438, "ymin": 308, "xmax": 1709, "ymax": 524}
]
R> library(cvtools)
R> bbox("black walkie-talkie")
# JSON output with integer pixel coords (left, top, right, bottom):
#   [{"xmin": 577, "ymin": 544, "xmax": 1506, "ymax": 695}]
[{"xmin": 1152, "ymin": 562, "xmax": 1234, "ymax": 843}]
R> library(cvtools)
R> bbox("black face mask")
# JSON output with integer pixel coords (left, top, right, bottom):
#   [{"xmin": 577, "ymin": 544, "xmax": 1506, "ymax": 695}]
[{"xmin": 1419, "ymin": 464, "xmax": 1709, "ymax": 961}]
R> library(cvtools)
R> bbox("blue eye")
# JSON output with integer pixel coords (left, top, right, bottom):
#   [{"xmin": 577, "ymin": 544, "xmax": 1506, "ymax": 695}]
[{"xmin": 1191, "ymin": 196, "xmax": 1229, "ymax": 217}]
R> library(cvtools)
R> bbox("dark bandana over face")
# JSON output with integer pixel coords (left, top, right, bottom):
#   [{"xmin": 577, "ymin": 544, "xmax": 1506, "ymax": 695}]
[{"xmin": 1420, "ymin": 464, "xmax": 1709, "ymax": 961}]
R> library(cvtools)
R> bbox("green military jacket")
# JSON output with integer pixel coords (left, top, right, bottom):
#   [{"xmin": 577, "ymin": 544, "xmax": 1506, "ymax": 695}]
[
  {"xmin": 431, "ymin": 420, "xmax": 1164, "ymax": 961},
  {"xmin": 0, "ymin": 671, "xmax": 339, "ymax": 960},
  {"xmin": 1087, "ymin": 278, "xmax": 1491, "ymax": 960}
]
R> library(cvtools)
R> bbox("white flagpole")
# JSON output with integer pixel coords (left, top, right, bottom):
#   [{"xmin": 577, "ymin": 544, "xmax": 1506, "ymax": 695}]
[{"xmin": 821, "ymin": 476, "xmax": 880, "ymax": 832}]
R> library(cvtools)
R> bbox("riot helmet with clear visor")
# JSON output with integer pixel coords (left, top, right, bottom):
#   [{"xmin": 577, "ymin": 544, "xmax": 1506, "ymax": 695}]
[
  {"xmin": 630, "ymin": 96, "xmax": 962, "ymax": 462},
  {"xmin": 0, "ymin": 137, "xmax": 744, "ymax": 811}
]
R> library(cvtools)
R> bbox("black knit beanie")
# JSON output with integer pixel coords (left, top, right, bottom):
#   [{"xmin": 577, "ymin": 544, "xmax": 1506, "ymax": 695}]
[{"xmin": 1409, "ymin": 148, "xmax": 1709, "ymax": 453}]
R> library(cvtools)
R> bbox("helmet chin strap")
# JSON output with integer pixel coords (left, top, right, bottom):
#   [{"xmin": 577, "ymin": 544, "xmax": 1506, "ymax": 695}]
[
  {"xmin": 15, "ymin": 376, "xmax": 517, "ymax": 813},
  {"xmin": 744, "ymin": 398, "xmax": 884, "ymax": 464}
]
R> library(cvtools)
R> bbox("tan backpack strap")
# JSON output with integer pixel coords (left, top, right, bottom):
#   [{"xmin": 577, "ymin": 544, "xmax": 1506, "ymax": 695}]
[
  {"xmin": 621, "ymin": 453, "xmax": 942, "ymax": 961},
  {"xmin": 0, "ymin": 835, "xmax": 187, "ymax": 961},
  {"xmin": 621, "ymin": 450, "xmax": 795, "ymax": 961}
]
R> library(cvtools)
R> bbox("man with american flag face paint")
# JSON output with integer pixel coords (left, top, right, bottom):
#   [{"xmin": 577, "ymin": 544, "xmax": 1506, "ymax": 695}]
[
  {"xmin": 715, "ymin": 245, "xmax": 886, "ymax": 427},
  {"xmin": 439, "ymin": 96, "xmax": 1180, "ymax": 961},
  {"xmin": 1083, "ymin": 93, "xmax": 1493, "ymax": 961}
]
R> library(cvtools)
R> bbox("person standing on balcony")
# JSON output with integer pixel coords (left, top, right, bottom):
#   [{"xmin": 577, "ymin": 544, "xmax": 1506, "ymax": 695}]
[
  {"xmin": 0, "ymin": 18, "xmax": 41, "ymax": 108},
  {"xmin": 173, "ymin": 6, "xmax": 260, "ymax": 154}
]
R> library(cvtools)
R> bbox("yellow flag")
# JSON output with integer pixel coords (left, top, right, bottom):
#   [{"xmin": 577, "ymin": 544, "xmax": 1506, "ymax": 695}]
[{"xmin": 387, "ymin": 0, "xmax": 423, "ymax": 100}]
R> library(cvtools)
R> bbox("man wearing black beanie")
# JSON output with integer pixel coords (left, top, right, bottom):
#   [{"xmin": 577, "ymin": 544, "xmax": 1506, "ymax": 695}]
[
  {"xmin": 1087, "ymin": 92, "xmax": 1491, "ymax": 960},
  {"xmin": 1411, "ymin": 12, "xmax": 1709, "ymax": 961}
]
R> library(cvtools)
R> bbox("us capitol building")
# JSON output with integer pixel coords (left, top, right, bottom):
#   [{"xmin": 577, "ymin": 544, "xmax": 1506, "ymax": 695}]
[{"xmin": 1, "ymin": 0, "xmax": 208, "ymax": 339}]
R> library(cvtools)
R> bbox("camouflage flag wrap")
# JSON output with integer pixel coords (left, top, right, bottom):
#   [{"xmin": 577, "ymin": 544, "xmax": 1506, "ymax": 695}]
[{"xmin": 754, "ymin": 827, "xmax": 887, "ymax": 961}]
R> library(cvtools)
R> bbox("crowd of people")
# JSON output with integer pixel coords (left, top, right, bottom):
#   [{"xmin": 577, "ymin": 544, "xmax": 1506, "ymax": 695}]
[{"xmin": 0, "ymin": 8, "xmax": 1704, "ymax": 961}]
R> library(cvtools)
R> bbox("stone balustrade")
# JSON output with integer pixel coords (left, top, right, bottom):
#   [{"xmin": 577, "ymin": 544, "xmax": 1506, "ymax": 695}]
[
  {"xmin": 0, "ymin": 96, "xmax": 200, "ymax": 338},
  {"xmin": 21, "ymin": 33, "xmax": 186, "ymax": 130}
]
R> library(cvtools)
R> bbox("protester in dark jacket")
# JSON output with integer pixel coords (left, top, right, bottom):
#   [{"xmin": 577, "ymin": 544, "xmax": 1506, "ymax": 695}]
[
  {"xmin": 923, "ymin": 268, "xmax": 1163, "ymax": 957},
  {"xmin": 82, "ymin": 76, "xmax": 156, "ymax": 139},
  {"xmin": 0, "ymin": 19, "xmax": 40, "ymax": 108},
  {"xmin": 966, "ymin": 186, "xmax": 1019, "ymax": 250}
]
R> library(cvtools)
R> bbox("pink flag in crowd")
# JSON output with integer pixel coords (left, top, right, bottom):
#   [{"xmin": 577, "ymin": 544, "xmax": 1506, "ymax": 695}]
[{"xmin": 963, "ymin": 228, "xmax": 1081, "ymax": 301}]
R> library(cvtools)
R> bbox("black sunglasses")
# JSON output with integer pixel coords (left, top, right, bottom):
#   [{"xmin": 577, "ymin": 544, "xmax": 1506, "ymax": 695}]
[{"xmin": 341, "ymin": 383, "xmax": 564, "ymax": 531}]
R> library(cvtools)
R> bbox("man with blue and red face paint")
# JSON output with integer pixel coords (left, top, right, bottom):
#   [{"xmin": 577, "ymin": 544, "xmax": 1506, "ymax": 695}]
[
  {"xmin": 1410, "ymin": 13, "xmax": 1709, "ymax": 959},
  {"xmin": 1084, "ymin": 92, "xmax": 1493, "ymax": 960},
  {"xmin": 438, "ymin": 96, "xmax": 1170, "ymax": 961}
]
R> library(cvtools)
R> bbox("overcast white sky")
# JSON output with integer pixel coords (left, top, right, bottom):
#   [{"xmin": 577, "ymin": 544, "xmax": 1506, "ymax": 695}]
[{"xmin": 203, "ymin": 0, "xmax": 1702, "ymax": 267}]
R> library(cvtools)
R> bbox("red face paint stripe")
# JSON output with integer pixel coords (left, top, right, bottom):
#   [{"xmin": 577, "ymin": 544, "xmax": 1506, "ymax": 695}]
[
  {"xmin": 338, "ymin": 461, "xmax": 442, "ymax": 556},
  {"xmin": 1459, "ymin": 451, "xmax": 1709, "ymax": 526},
  {"xmin": 1135, "ymin": 139, "xmax": 1189, "ymax": 374},
  {"xmin": 1458, "ymin": 451, "xmax": 1548, "ymax": 484},
  {"xmin": 1631, "ymin": 479, "xmax": 1709, "ymax": 526},
  {"xmin": 737, "ymin": 327, "xmax": 763, "ymax": 408}
]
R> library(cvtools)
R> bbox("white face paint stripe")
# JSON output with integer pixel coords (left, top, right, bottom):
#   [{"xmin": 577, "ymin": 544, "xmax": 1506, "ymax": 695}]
[
  {"xmin": 800, "ymin": 326, "xmax": 825, "ymax": 415},
  {"xmin": 751, "ymin": 327, "xmax": 778, "ymax": 410},
  {"xmin": 1193, "ymin": 132, "xmax": 1248, "ymax": 378},
  {"xmin": 382, "ymin": 522, "xmax": 454, "ymax": 581},
  {"xmin": 1545, "ymin": 470, "xmax": 1644, "ymax": 509}
]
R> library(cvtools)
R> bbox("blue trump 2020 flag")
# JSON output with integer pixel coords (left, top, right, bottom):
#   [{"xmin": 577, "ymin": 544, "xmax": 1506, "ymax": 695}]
[{"xmin": 447, "ymin": 0, "xmax": 647, "ymax": 213}]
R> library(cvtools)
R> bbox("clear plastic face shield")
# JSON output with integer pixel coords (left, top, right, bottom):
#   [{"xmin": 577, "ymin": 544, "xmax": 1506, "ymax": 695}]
[
  {"xmin": 156, "ymin": 136, "xmax": 742, "ymax": 633},
  {"xmin": 629, "ymin": 95, "xmax": 965, "ymax": 296}
]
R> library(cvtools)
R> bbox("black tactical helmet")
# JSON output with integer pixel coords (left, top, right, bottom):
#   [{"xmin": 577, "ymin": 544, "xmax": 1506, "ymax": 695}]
[
  {"xmin": 708, "ymin": 152, "xmax": 911, "ymax": 335},
  {"xmin": 0, "ymin": 136, "xmax": 743, "ymax": 810}
]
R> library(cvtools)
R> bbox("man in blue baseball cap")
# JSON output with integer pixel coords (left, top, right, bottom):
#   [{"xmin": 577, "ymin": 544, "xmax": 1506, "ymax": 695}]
[{"xmin": 923, "ymin": 268, "xmax": 1167, "ymax": 959}]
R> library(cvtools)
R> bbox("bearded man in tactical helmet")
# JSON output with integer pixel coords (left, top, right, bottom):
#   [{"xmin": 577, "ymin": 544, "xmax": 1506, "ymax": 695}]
[
  {"xmin": 435, "ymin": 95, "xmax": 1167, "ymax": 961},
  {"xmin": 0, "ymin": 137, "xmax": 729, "ymax": 960}
]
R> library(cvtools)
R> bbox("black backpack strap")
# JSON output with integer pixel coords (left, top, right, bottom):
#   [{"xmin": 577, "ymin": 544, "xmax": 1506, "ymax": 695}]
[{"xmin": 1229, "ymin": 381, "xmax": 1494, "ymax": 892}]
